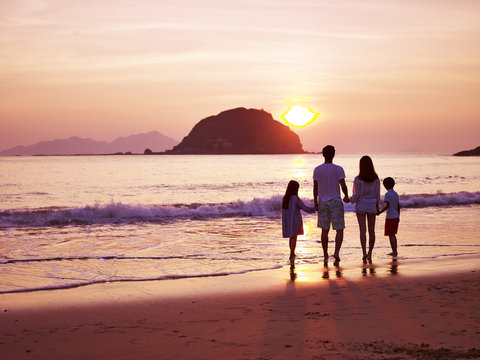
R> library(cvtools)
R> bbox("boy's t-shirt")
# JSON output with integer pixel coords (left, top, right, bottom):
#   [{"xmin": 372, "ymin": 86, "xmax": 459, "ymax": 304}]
[{"xmin": 384, "ymin": 189, "xmax": 399, "ymax": 219}]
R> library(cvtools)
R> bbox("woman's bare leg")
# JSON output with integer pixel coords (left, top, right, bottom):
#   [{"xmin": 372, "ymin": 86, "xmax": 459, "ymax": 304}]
[
  {"xmin": 366, "ymin": 213, "xmax": 376, "ymax": 263},
  {"xmin": 356, "ymin": 213, "xmax": 367, "ymax": 262}
]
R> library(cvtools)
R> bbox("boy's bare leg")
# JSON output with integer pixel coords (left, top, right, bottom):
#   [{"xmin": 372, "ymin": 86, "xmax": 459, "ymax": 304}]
[
  {"xmin": 388, "ymin": 235, "xmax": 398, "ymax": 256},
  {"xmin": 321, "ymin": 228, "xmax": 329, "ymax": 266}
]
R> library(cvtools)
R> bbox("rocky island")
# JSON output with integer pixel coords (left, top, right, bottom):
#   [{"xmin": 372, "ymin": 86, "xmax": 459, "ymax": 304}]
[
  {"xmin": 167, "ymin": 107, "xmax": 305, "ymax": 154},
  {"xmin": 453, "ymin": 146, "xmax": 480, "ymax": 156}
]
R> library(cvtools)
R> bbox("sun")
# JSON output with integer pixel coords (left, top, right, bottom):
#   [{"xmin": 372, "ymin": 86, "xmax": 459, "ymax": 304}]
[{"xmin": 282, "ymin": 105, "xmax": 318, "ymax": 127}]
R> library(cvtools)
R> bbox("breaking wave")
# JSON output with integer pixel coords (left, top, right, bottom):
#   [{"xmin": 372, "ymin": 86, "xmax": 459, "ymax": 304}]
[
  {"xmin": 0, "ymin": 191, "xmax": 479, "ymax": 228},
  {"xmin": 399, "ymin": 191, "xmax": 480, "ymax": 208}
]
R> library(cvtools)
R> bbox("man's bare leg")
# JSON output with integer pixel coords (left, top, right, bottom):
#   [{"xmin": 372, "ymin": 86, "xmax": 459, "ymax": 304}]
[
  {"xmin": 333, "ymin": 229, "xmax": 344, "ymax": 266},
  {"xmin": 321, "ymin": 228, "xmax": 329, "ymax": 266}
]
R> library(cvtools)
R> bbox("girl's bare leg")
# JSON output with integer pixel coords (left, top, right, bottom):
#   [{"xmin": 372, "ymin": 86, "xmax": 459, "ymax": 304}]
[{"xmin": 289, "ymin": 236, "xmax": 297, "ymax": 260}]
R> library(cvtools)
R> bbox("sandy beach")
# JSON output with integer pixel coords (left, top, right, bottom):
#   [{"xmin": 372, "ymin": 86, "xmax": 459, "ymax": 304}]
[{"xmin": 1, "ymin": 256, "xmax": 479, "ymax": 360}]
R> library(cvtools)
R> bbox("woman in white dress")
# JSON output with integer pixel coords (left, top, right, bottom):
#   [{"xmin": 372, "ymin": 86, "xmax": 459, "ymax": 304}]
[
  {"xmin": 282, "ymin": 180, "xmax": 315, "ymax": 262},
  {"xmin": 350, "ymin": 156, "xmax": 380, "ymax": 264}
]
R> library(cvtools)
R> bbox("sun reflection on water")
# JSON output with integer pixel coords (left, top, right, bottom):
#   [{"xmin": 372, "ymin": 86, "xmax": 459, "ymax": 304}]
[{"xmin": 291, "ymin": 156, "xmax": 307, "ymax": 180}]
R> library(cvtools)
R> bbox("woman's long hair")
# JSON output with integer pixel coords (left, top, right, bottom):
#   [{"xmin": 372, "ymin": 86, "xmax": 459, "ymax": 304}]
[
  {"xmin": 358, "ymin": 155, "xmax": 379, "ymax": 183},
  {"xmin": 282, "ymin": 180, "xmax": 299, "ymax": 209}
]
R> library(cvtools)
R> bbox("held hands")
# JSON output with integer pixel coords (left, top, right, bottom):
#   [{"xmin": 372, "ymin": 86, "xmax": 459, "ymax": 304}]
[{"xmin": 343, "ymin": 195, "xmax": 350, "ymax": 203}]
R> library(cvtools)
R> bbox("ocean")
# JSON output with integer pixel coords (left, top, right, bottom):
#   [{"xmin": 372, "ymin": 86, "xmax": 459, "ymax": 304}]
[{"xmin": 1, "ymin": 154, "xmax": 479, "ymax": 293}]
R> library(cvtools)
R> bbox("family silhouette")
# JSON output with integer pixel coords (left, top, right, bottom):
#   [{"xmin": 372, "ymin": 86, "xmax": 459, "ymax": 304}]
[{"xmin": 282, "ymin": 145, "xmax": 400, "ymax": 269}]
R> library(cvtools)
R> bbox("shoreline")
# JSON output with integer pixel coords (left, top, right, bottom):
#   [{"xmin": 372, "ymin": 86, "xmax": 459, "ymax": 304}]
[
  {"xmin": 1, "ymin": 257, "xmax": 479, "ymax": 359},
  {"xmin": 1, "ymin": 253, "xmax": 479, "ymax": 297}
]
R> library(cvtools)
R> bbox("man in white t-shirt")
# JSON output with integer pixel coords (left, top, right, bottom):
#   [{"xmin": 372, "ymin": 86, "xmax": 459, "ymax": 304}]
[{"xmin": 313, "ymin": 145, "xmax": 349, "ymax": 267}]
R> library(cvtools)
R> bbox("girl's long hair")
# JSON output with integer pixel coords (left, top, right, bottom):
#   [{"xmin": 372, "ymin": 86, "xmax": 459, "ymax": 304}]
[
  {"xmin": 358, "ymin": 155, "xmax": 379, "ymax": 183},
  {"xmin": 282, "ymin": 180, "xmax": 299, "ymax": 209}
]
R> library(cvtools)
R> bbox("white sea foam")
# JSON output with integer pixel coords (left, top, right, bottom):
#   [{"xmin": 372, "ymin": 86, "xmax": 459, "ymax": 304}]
[
  {"xmin": 399, "ymin": 191, "xmax": 480, "ymax": 208},
  {"xmin": 0, "ymin": 196, "xmax": 283, "ymax": 227},
  {"xmin": 1, "ymin": 191, "xmax": 479, "ymax": 228}
]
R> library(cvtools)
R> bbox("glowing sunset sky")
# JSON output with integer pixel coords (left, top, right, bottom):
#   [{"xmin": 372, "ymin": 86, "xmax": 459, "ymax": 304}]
[{"xmin": 1, "ymin": 0, "xmax": 479, "ymax": 153}]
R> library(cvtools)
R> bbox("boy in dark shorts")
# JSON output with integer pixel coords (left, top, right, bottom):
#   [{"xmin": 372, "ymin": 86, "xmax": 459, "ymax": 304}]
[{"xmin": 377, "ymin": 177, "xmax": 400, "ymax": 257}]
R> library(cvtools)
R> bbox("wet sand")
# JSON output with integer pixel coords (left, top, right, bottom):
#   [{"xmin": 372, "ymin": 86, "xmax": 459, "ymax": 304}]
[{"xmin": 1, "ymin": 257, "xmax": 480, "ymax": 360}]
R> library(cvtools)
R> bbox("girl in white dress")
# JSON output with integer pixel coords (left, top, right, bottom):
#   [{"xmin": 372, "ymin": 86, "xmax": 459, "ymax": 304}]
[
  {"xmin": 350, "ymin": 156, "xmax": 380, "ymax": 264},
  {"xmin": 282, "ymin": 180, "xmax": 315, "ymax": 262}
]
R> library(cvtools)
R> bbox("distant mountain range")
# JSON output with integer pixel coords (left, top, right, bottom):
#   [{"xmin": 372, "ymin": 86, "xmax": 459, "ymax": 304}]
[{"xmin": 0, "ymin": 131, "xmax": 179, "ymax": 156}]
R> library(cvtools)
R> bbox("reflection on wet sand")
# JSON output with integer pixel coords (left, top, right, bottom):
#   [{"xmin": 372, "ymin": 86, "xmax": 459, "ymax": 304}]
[
  {"xmin": 322, "ymin": 266, "xmax": 342, "ymax": 279},
  {"xmin": 389, "ymin": 259, "xmax": 399, "ymax": 274},
  {"xmin": 288, "ymin": 257, "xmax": 402, "ymax": 283},
  {"xmin": 362, "ymin": 266, "xmax": 376, "ymax": 276},
  {"xmin": 290, "ymin": 265, "xmax": 297, "ymax": 281}
]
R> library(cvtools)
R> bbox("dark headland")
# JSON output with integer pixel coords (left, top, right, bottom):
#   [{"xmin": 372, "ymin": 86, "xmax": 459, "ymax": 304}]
[
  {"xmin": 166, "ymin": 107, "xmax": 305, "ymax": 154},
  {"xmin": 453, "ymin": 146, "xmax": 480, "ymax": 156}
]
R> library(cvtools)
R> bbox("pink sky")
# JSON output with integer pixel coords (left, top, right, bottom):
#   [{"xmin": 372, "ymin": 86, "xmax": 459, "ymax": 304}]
[{"xmin": 1, "ymin": 0, "xmax": 479, "ymax": 153}]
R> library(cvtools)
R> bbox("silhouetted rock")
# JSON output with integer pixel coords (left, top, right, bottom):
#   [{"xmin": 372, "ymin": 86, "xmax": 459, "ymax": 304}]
[
  {"xmin": 453, "ymin": 146, "xmax": 480, "ymax": 156},
  {"xmin": 168, "ymin": 108, "xmax": 305, "ymax": 154},
  {"xmin": 144, "ymin": 148, "xmax": 153, "ymax": 155}
]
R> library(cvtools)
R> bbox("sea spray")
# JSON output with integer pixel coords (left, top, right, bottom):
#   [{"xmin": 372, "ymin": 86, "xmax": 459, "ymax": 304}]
[{"xmin": 1, "ymin": 191, "xmax": 479, "ymax": 228}]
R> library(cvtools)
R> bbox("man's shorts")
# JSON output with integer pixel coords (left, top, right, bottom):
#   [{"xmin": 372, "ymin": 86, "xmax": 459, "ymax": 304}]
[
  {"xmin": 317, "ymin": 199, "xmax": 345, "ymax": 230},
  {"xmin": 385, "ymin": 218, "xmax": 400, "ymax": 236}
]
